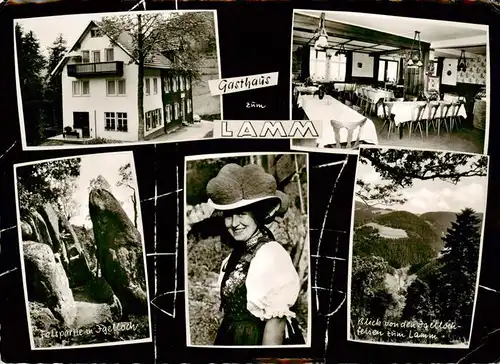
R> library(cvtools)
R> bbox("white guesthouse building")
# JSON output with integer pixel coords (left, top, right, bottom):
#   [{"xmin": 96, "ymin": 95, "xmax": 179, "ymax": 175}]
[{"xmin": 51, "ymin": 21, "xmax": 194, "ymax": 142}]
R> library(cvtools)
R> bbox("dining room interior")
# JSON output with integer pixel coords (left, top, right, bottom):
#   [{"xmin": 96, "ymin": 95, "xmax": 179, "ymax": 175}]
[{"xmin": 291, "ymin": 10, "xmax": 489, "ymax": 154}]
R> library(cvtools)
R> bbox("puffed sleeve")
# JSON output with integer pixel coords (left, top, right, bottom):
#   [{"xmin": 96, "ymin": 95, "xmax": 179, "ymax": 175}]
[
  {"xmin": 217, "ymin": 254, "xmax": 231, "ymax": 290},
  {"xmin": 246, "ymin": 241, "xmax": 301, "ymax": 320}
]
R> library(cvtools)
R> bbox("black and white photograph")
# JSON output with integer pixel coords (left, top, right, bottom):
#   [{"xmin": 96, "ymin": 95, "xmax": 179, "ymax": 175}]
[
  {"xmin": 14, "ymin": 151, "xmax": 152, "ymax": 349},
  {"xmin": 290, "ymin": 10, "xmax": 489, "ymax": 154},
  {"xmin": 14, "ymin": 10, "xmax": 221, "ymax": 150},
  {"xmin": 347, "ymin": 147, "xmax": 488, "ymax": 348},
  {"xmin": 184, "ymin": 153, "xmax": 311, "ymax": 347}
]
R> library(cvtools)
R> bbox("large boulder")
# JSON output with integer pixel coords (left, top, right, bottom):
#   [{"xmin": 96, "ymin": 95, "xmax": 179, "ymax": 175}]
[
  {"xmin": 39, "ymin": 204, "xmax": 69, "ymax": 269},
  {"xmin": 21, "ymin": 220, "xmax": 36, "ymax": 241},
  {"xmin": 26, "ymin": 212, "xmax": 54, "ymax": 251},
  {"xmin": 89, "ymin": 188, "xmax": 147, "ymax": 316},
  {"xmin": 23, "ymin": 241, "xmax": 76, "ymax": 327},
  {"xmin": 58, "ymin": 213, "xmax": 93, "ymax": 287}
]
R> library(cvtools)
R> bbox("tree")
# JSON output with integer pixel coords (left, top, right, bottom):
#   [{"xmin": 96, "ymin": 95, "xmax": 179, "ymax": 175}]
[
  {"xmin": 98, "ymin": 12, "xmax": 216, "ymax": 140},
  {"xmin": 357, "ymin": 149, "xmax": 488, "ymax": 207},
  {"xmin": 351, "ymin": 255, "xmax": 393, "ymax": 323},
  {"xmin": 436, "ymin": 208, "xmax": 481, "ymax": 340},
  {"xmin": 88, "ymin": 175, "xmax": 112, "ymax": 192},
  {"xmin": 402, "ymin": 278, "xmax": 435, "ymax": 321},
  {"xmin": 17, "ymin": 158, "xmax": 81, "ymax": 214},
  {"xmin": 44, "ymin": 34, "xmax": 67, "ymax": 129},
  {"xmin": 56, "ymin": 180, "xmax": 80, "ymax": 221},
  {"xmin": 116, "ymin": 162, "xmax": 138, "ymax": 228},
  {"xmin": 15, "ymin": 23, "xmax": 47, "ymax": 145}
]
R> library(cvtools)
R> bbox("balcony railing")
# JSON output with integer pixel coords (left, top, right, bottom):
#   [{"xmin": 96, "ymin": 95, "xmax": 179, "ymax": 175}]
[{"xmin": 67, "ymin": 61, "xmax": 124, "ymax": 78}]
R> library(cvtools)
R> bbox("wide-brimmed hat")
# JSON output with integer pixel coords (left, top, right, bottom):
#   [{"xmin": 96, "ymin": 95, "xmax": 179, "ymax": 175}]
[{"xmin": 206, "ymin": 163, "xmax": 289, "ymax": 221}]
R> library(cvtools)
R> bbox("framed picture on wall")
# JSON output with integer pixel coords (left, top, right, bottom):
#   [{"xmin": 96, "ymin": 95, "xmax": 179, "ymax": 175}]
[
  {"xmin": 427, "ymin": 60, "xmax": 438, "ymax": 77},
  {"xmin": 428, "ymin": 76, "xmax": 440, "ymax": 93}
]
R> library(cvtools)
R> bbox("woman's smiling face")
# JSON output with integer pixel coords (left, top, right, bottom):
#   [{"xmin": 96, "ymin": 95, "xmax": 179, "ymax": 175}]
[{"xmin": 224, "ymin": 210, "xmax": 258, "ymax": 242}]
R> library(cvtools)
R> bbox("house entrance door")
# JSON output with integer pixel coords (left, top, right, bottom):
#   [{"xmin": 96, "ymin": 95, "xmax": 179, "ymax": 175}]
[{"xmin": 73, "ymin": 112, "xmax": 90, "ymax": 138}]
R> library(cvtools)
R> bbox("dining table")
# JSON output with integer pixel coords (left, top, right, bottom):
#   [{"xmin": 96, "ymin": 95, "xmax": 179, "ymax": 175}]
[
  {"xmin": 376, "ymin": 100, "xmax": 468, "ymax": 138},
  {"xmin": 334, "ymin": 83, "xmax": 357, "ymax": 92},
  {"xmin": 297, "ymin": 94, "xmax": 379, "ymax": 148},
  {"xmin": 356, "ymin": 86, "xmax": 395, "ymax": 105}
]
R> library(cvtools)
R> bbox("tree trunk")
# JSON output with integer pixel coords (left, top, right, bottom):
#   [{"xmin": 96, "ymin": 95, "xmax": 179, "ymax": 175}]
[
  {"xmin": 132, "ymin": 193, "xmax": 138, "ymax": 228},
  {"xmin": 137, "ymin": 14, "xmax": 145, "ymax": 141}
]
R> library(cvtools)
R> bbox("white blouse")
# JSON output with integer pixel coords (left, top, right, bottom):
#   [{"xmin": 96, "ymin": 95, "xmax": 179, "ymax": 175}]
[{"xmin": 218, "ymin": 241, "xmax": 301, "ymax": 321}]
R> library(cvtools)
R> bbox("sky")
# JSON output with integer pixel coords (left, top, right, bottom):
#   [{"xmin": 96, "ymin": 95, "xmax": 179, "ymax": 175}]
[
  {"xmin": 355, "ymin": 153, "xmax": 488, "ymax": 215},
  {"xmin": 15, "ymin": 10, "xmax": 184, "ymax": 59},
  {"xmin": 69, "ymin": 151, "xmax": 143, "ymax": 236}
]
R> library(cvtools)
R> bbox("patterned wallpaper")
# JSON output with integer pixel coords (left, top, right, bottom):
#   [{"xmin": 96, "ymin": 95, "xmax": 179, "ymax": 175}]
[{"xmin": 457, "ymin": 55, "xmax": 487, "ymax": 85}]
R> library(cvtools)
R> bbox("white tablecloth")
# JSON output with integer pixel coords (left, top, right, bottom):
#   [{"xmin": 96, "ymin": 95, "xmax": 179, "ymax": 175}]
[
  {"xmin": 295, "ymin": 86, "xmax": 319, "ymax": 94},
  {"xmin": 298, "ymin": 94, "xmax": 379, "ymax": 147},
  {"xmin": 377, "ymin": 101, "xmax": 467, "ymax": 126},
  {"xmin": 357, "ymin": 87, "xmax": 395, "ymax": 104},
  {"xmin": 334, "ymin": 83, "xmax": 356, "ymax": 92}
]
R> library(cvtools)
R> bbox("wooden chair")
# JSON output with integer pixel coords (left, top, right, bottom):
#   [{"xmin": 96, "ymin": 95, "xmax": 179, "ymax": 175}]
[
  {"xmin": 379, "ymin": 101, "xmax": 396, "ymax": 139},
  {"xmin": 437, "ymin": 103, "xmax": 452, "ymax": 134},
  {"xmin": 362, "ymin": 89, "xmax": 374, "ymax": 115},
  {"xmin": 449, "ymin": 101, "xmax": 463, "ymax": 131},
  {"xmin": 409, "ymin": 104, "xmax": 426, "ymax": 139},
  {"xmin": 330, "ymin": 118, "xmax": 368, "ymax": 149},
  {"xmin": 426, "ymin": 102, "xmax": 440, "ymax": 137}
]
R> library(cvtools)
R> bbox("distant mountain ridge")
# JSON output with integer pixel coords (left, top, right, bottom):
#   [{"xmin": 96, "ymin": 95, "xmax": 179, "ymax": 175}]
[{"xmin": 353, "ymin": 201, "xmax": 483, "ymax": 269}]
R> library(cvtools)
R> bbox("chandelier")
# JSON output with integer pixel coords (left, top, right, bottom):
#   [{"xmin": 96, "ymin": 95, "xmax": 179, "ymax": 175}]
[
  {"xmin": 314, "ymin": 13, "xmax": 329, "ymax": 50},
  {"xmin": 457, "ymin": 50, "xmax": 467, "ymax": 72},
  {"xmin": 406, "ymin": 31, "xmax": 423, "ymax": 68}
]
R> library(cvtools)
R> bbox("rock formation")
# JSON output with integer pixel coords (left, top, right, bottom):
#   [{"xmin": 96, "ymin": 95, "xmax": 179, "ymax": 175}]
[
  {"xmin": 23, "ymin": 241, "xmax": 76, "ymax": 328},
  {"xmin": 89, "ymin": 188, "xmax": 148, "ymax": 316},
  {"xmin": 39, "ymin": 203, "xmax": 70, "ymax": 269},
  {"xmin": 21, "ymin": 201, "xmax": 125, "ymax": 341}
]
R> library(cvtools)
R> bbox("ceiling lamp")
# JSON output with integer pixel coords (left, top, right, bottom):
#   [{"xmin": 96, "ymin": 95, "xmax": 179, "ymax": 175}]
[
  {"xmin": 457, "ymin": 50, "xmax": 467, "ymax": 72},
  {"xmin": 406, "ymin": 30, "xmax": 423, "ymax": 68},
  {"xmin": 314, "ymin": 12, "xmax": 329, "ymax": 50},
  {"xmin": 334, "ymin": 43, "xmax": 347, "ymax": 56}
]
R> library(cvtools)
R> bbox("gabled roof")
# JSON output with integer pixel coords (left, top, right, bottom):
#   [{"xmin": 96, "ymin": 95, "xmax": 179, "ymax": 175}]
[
  {"xmin": 49, "ymin": 19, "xmax": 174, "ymax": 79},
  {"xmin": 116, "ymin": 30, "xmax": 173, "ymax": 69}
]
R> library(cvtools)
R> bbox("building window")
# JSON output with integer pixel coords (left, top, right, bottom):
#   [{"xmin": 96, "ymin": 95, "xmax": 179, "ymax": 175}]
[
  {"xmin": 90, "ymin": 28, "xmax": 102, "ymax": 38},
  {"xmin": 105, "ymin": 112, "xmax": 116, "ymax": 131},
  {"xmin": 378, "ymin": 59, "xmax": 399, "ymax": 83},
  {"xmin": 181, "ymin": 100, "xmax": 185, "ymax": 119},
  {"xmin": 82, "ymin": 51, "xmax": 90, "ymax": 63},
  {"xmin": 106, "ymin": 80, "xmax": 116, "ymax": 95},
  {"xmin": 187, "ymin": 99, "xmax": 192, "ymax": 114},
  {"xmin": 154, "ymin": 108, "xmax": 161, "ymax": 128},
  {"xmin": 145, "ymin": 108, "xmax": 162, "ymax": 132},
  {"xmin": 309, "ymin": 47, "xmax": 346, "ymax": 82},
  {"xmin": 163, "ymin": 76, "xmax": 171, "ymax": 93},
  {"xmin": 92, "ymin": 50, "xmax": 101, "ymax": 63},
  {"xmin": 153, "ymin": 78, "xmax": 158, "ymax": 94},
  {"xmin": 105, "ymin": 48, "xmax": 114, "ymax": 62},
  {"xmin": 186, "ymin": 75, "xmax": 191, "ymax": 90},
  {"xmin": 179, "ymin": 75, "xmax": 185, "ymax": 91},
  {"xmin": 145, "ymin": 111, "xmax": 152, "ymax": 131},
  {"xmin": 174, "ymin": 102, "xmax": 179, "ymax": 119},
  {"xmin": 145, "ymin": 78, "xmax": 150, "ymax": 95},
  {"xmin": 165, "ymin": 104, "xmax": 172, "ymax": 123},
  {"xmin": 117, "ymin": 79, "xmax": 126, "ymax": 95},
  {"xmin": 117, "ymin": 112, "xmax": 128, "ymax": 132},
  {"xmin": 72, "ymin": 80, "xmax": 90, "ymax": 96},
  {"xmin": 172, "ymin": 76, "xmax": 178, "ymax": 92}
]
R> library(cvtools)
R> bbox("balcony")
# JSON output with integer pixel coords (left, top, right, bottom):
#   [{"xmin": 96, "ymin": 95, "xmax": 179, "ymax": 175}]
[{"xmin": 67, "ymin": 61, "xmax": 124, "ymax": 78}]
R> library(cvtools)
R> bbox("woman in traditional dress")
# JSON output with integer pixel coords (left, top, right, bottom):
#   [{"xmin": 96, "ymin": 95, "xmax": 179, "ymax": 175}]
[{"xmin": 206, "ymin": 162, "xmax": 305, "ymax": 346}]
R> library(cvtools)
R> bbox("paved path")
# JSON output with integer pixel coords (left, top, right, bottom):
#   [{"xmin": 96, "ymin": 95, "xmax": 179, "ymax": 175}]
[{"xmin": 152, "ymin": 121, "xmax": 214, "ymax": 142}]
